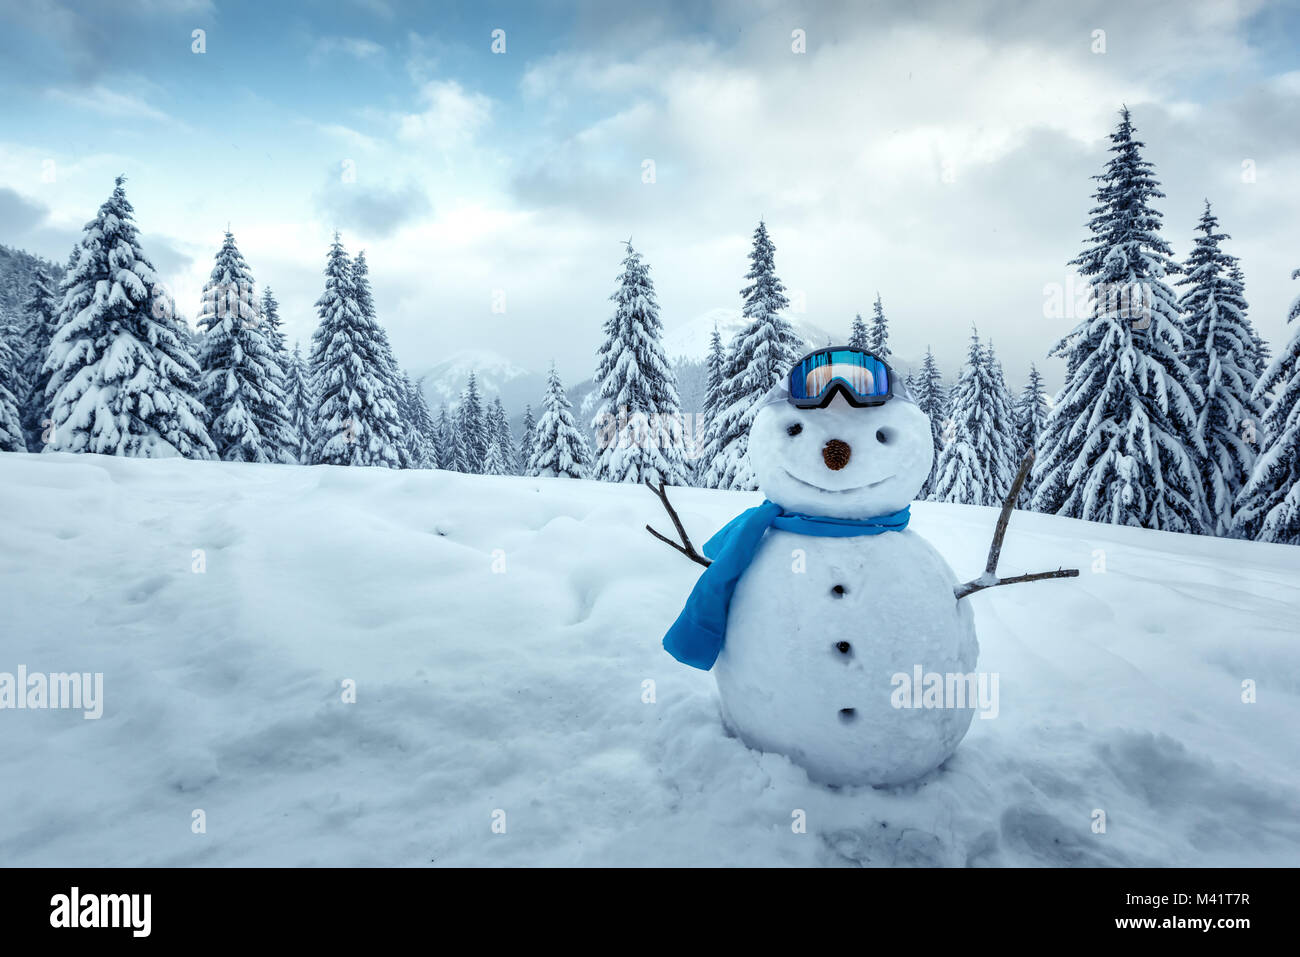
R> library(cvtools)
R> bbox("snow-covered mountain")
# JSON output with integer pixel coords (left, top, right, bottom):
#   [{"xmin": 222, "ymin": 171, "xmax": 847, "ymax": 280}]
[
  {"xmin": 661, "ymin": 307, "xmax": 840, "ymax": 363},
  {"xmin": 414, "ymin": 348, "xmax": 545, "ymax": 415},
  {"xmin": 3, "ymin": 451, "xmax": 1297, "ymax": 866}
]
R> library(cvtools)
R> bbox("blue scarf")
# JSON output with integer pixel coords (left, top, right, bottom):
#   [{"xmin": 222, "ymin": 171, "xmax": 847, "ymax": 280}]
[{"xmin": 662, "ymin": 501, "xmax": 911, "ymax": 671}]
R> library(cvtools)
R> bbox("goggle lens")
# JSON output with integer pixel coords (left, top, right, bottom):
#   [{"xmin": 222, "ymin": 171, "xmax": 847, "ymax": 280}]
[{"xmin": 789, "ymin": 350, "xmax": 892, "ymax": 405}]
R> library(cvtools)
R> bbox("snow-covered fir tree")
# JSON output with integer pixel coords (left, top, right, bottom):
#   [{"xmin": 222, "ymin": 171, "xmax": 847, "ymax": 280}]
[
  {"xmin": 401, "ymin": 373, "xmax": 437, "ymax": 469},
  {"xmin": 259, "ymin": 287, "xmax": 287, "ymax": 357},
  {"xmin": 43, "ymin": 177, "xmax": 214, "ymax": 458},
  {"xmin": 284, "ymin": 341, "xmax": 314, "ymax": 464},
  {"xmin": 307, "ymin": 233, "xmax": 403, "ymax": 467},
  {"xmin": 1031, "ymin": 108, "xmax": 1205, "ymax": 533},
  {"xmin": 1176, "ymin": 202, "xmax": 1263, "ymax": 536},
  {"xmin": 196, "ymin": 231, "xmax": 294, "ymax": 463},
  {"xmin": 18, "ymin": 266, "xmax": 59, "ymax": 451},
  {"xmin": 350, "ymin": 250, "xmax": 413, "ymax": 469},
  {"xmin": 483, "ymin": 434, "xmax": 509, "ymax": 475},
  {"xmin": 518, "ymin": 403, "xmax": 537, "ymax": 473},
  {"xmin": 0, "ymin": 308, "xmax": 26, "ymax": 451},
  {"xmin": 1231, "ymin": 260, "xmax": 1269, "ymax": 378},
  {"xmin": 932, "ymin": 329, "xmax": 1018, "ymax": 506},
  {"xmin": 590, "ymin": 243, "xmax": 690, "ymax": 485},
  {"xmin": 257, "ymin": 286, "xmax": 297, "ymax": 463},
  {"xmin": 848, "ymin": 312, "xmax": 869, "ymax": 351},
  {"xmin": 911, "ymin": 346, "xmax": 947, "ymax": 499},
  {"xmin": 986, "ymin": 342, "xmax": 1021, "ymax": 463},
  {"xmin": 1015, "ymin": 363, "xmax": 1050, "ymax": 505},
  {"xmin": 693, "ymin": 323, "xmax": 728, "ymax": 485},
  {"xmin": 433, "ymin": 405, "xmax": 455, "ymax": 471},
  {"xmin": 530, "ymin": 363, "xmax": 591, "ymax": 479},
  {"xmin": 1234, "ymin": 268, "xmax": 1300, "ymax": 544},
  {"xmin": 867, "ymin": 293, "xmax": 890, "ymax": 359},
  {"xmin": 450, "ymin": 417, "xmax": 469, "ymax": 473},
  {"xmin": 485, "ymin": 395, "xmax": 518, "ymax": 475},
  {"xmin": 455, "ymin": 372, "xmax": 489, "ymax": 473},
  {"xmin": 704, "ymin": 220, "xmax": 803, "ymax": 489}
]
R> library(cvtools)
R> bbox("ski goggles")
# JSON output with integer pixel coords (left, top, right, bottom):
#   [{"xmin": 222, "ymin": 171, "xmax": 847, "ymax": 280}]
[{"xmin": 786, "ymin": 347, "xmax": 895, "ymax": 408}]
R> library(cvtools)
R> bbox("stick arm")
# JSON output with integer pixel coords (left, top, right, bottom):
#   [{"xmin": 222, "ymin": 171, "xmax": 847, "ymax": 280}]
[
  {"xmin": 644, "ymin": 479, "xmax": 712, "ymax": 568},
  {"xmin": 954, "ymin": 451, "xmax": 1080, "ymax": 600}
]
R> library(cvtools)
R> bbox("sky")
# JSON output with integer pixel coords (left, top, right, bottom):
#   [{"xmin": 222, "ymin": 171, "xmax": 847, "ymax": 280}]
[{"xmin": 1, "ymin": 0, "xmax": 1298, "ymax": 392}]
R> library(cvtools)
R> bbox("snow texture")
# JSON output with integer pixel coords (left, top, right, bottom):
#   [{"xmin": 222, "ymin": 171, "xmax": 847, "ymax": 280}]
[{"xmin": 1, "ymin": 451, "xmax": 1297, "ymax": 866}]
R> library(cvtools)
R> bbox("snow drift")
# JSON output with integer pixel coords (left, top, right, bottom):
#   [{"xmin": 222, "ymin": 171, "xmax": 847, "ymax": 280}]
[{"xmin": 1, "ymin": 452, "xmax": 1298, "ymax": 866}]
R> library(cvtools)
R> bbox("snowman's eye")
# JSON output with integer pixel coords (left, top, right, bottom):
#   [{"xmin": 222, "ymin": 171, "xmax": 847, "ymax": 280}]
[
  {"xmin": 876, "ymin": 429, "xmax": 891, "ymax": 444},
  {"xmin": 786, "ymin": 423, "xmax": 803, "ymax": 436}
]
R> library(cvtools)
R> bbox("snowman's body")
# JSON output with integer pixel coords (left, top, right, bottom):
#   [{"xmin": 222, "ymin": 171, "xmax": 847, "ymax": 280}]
[
  {"xmin": 715, "ymin": 529, "xmax": 976, "ymax": 786},
  {"xmin": 710, "ymin": 388, "xmax": 978, "ymax": 786}
]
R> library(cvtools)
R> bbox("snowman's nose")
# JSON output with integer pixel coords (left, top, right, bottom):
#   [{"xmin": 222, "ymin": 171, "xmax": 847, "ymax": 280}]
[{"xmin": 823, "ymin": 439, "xmax": 851, "ymax": 470}]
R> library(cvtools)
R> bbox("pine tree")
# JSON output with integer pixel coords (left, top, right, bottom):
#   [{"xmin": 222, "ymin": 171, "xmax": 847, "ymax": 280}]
[
  {"xmin": 1176, "ymin": 202, "xmax": 1263, "ymax": 535},
  {"xmin": 1234, "ymin": 268, "xmax": 1300, "ymax": 544},
  {"xmin": 1031, "ymin": 108, "xmax": 1205, "ymax": 533},
  {"xmin": 307, "ymin": 233, "xmax": 403, "ymax": 467},
  {"xmin": 18, "ymin": 266, "xmax": 59, "ymax": 451},
  {"xmin": 259, "ymin": 285, "xmax": 295, "ymax": 462},
  {"xmin": 196, "ymin": 231, "xmax": 295, "ymax": 463},
  {"xmin": 932, "ymin": 329, "xmax": 1017, "ymax": 506},
  {"xmin": 1231, "ymin": 261, "xmax": 1269, "ymax": 378},
  {"xmin": 455, "ymin": 372, "xmax": 488, "ymax": 473},
  {"xmin": 351, "ymin": 251, "xmax": 412, "ymax": 468},
  {"xmin": 486, "ymin": 395, "xmax": 518, "ymax": 475},
  {"xmin": 1015, "ymin": 363, "xmax": 1049, "ymax": 505},
  {"xmin": 867, "ymin": 293, "xmax": 890, "ymax": 359},
  {"xmin": 986, "ymin": 343, "xmax": 1021, "ymax": 465},
  {"xmin": 704, "ymin": 220, "xmax": 803, "ymax": 489},
  {"xmin": 693, "ymin": 322, "xmax": 728, "ymax": 485},
  {"xmin": 433, "ymin": 405, "xmax": 455, "ymax": 470},
  {"xmin": 402, "ymin": 373, "xmax": 437, "ymax": 469},
  {"xmin": 590, "ymin": 243, "xmax": 690, "ymax": 485},
  {"xmin": 259, "ymin": 287, "xmax": 287, "ymax": 356},
  {"xmin": 530, "ymin": 363, "xmax": 591, "ymax": 479},
  {"xmin": 911, "ymin": 346, "xmax": 947, "ymax": 499},
  {"xmin": 284, "ymin": 341, "xmax": 314, "ymax": 464},
  {"xmin": 43, "ymin": 176, "xmax": 215, "ymax": 458},
  {"xmin": 518, "ymin": 403, "xmax": 537, "ymax": 473},
  {"xmin": 0, "ymin": 308, "xmax": 26, "ymax": 451},
  {"xmin": 450, "ymin": 418, "xmax": 469, "ymax": 473},
  {"xmin": 848, "ymin": 312, "xmax": 869, "ymax": 351}
]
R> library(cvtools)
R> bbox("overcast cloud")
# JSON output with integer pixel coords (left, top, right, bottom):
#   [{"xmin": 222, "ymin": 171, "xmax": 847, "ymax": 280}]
[{"xmin": 1, "ymin": 0, "xmax": 1297, "ymax": 391}]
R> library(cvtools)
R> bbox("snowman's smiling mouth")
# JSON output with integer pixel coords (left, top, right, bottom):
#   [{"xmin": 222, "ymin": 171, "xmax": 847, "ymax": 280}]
[{"xmin": 783, "ymin": 469, "xmax": 892, "ymax": 494}]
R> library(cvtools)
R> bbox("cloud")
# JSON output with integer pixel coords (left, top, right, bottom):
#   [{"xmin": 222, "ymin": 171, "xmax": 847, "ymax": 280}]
[
  {"xmin": 314, "ymin": 175, "xmax": 433, "ymax": 239},
  {"xmin": 312, "ymin": 36, "xmax": 385, "ymax": 61},
  {"xmin": 0, "ymin": 187, "xmax": 49, "ymax": 234},
  {"xmin": 396, "ymin": 80, "xmax": 492, "ymax": 149},
  {"xmin": 45, "ymin": 84, "xmax": 171, "ymax": 122},
  {"xmin": 310, "ymin": 122, "xmax": 382, "ymax": 153}
]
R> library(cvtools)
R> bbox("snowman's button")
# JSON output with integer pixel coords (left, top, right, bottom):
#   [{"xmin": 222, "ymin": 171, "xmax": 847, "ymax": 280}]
[
  {"xmin": 835, "ymin": 641, "xmax": 851, "ymax": 655},
  {"xmin": 831, "ymin": 584, "xmax": 846, "ymax": 597},
  {"xmin": 838, "ymin": 708, "xmax": 857, "ymax": 723}
]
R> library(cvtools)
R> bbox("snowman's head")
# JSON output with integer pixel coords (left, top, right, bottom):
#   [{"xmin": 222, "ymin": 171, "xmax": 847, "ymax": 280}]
[{"xmin": 748, "ymin": 381, "xmax": 933, "ymax": 520}]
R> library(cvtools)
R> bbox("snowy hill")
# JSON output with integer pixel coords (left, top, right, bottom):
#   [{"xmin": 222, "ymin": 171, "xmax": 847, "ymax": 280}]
[
  {"xmin": 1, "ymin": 452, "xmax": 1298, "ymax": 866},
  {"xmin": 415, "ymin": 348, "xmax": 544, "ymax": 415},
  {"xmin": 662, "ymin": 307, "xmax": 839, "ymax": 363}
]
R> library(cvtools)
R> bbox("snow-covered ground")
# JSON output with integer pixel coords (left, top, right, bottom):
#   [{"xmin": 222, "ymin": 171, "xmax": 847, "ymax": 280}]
[{"xmin": 1, "ymin": 452, "xmax": 1298, "ymax": 867}]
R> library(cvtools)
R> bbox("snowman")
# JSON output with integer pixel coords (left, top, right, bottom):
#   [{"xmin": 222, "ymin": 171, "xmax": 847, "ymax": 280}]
[{"xmin": 646, "ymin": 347, "xmax": 1075, "ymax": 787}]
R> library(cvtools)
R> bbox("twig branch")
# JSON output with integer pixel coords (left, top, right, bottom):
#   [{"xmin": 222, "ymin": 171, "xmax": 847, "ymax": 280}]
[
  {"xmin": 644, "ymin": 479, "xmax": 711, "ymax": 568},
  {"xmin": 955, "ymin": 567, "xmax": 1079, "ymax": 600},
  {"xmin": 954, "ymin": 450, "xmax": 1080, "ymax": 600}
]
